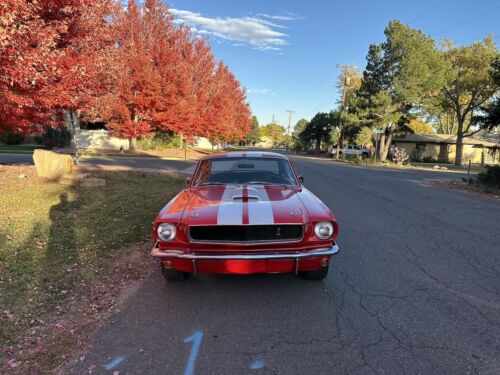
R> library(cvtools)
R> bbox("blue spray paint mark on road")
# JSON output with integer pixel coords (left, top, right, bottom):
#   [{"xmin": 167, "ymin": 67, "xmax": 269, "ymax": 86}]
[
  {"xmin": 250, "ymin": 359, "xmax": 264, "ymax": 369},
  {"xmin": 105, "ymin": 355, "xmax": 125, "ymax": 370},
  {"xmin": 184, "ymin": 331, "xmax": 204, "ymax": 375}
]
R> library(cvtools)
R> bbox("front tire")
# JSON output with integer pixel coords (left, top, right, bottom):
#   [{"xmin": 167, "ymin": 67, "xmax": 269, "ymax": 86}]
[
  {"xmin": 299, "ymin": 265, "xmax": 329, "ymax": 280},
  {"xmin": 161, "ymin": 264, "xmax": 190, "ymax": 281}
]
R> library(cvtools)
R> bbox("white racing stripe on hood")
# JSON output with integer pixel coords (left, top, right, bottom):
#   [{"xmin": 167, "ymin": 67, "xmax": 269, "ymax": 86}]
[
  {"xmin": 217, "ymin": 185, "xmax": 243, "ymax": 225},
  {"xmin": 247, "ymin": 185, "xmax": 274, "ymax": 224}
]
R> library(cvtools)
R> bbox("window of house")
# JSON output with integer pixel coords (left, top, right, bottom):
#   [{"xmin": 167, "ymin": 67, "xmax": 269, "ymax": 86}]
[
  {"xmin": 80, "ymin": 121, "xmax": 107, "ymax": 130},
  {"xmin": 416, "ymin": 142, "xmax": 427, "ymax": 151}
]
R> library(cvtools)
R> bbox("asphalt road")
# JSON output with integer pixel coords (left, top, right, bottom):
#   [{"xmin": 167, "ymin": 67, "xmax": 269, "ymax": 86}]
[
  {"xmin": 70, "ymin": 156, "xmax": 500, "ymax": 375},
  {"xmin": 0, "ymin": 153, "xmax": 194, "ymax": 171}
]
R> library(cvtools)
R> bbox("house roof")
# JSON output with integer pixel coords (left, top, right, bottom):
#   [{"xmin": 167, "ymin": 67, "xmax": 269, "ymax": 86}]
[{"xmin": 393, "ymin": 134, "xmax": 500, "ymax": 148}]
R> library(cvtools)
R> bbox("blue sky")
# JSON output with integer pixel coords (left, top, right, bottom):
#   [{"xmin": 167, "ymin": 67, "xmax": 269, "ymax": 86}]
[{"xmin": 168, "ymin": 0, "xmax": 500, "ymax": 128}]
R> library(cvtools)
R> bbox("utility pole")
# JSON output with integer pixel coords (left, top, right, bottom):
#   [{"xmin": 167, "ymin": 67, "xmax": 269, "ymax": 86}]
[
  {"xmin": 272, "ymin": 114, "xmax": 275, "ymax": 124},
  {"xmin": 286, "ymin": 110, "xmax": 295, "ymax": 135},
  {"xmin": 286, "ymin": 110, "xmax": 295, "ymax": 152}
]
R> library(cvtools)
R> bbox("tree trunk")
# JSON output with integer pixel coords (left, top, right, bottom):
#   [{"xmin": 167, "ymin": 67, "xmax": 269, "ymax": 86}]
[
  {"xmin": 379, "ymin": 127, "xmax": 394, "ymax": 161},
  {"xmin": 64, "ymin": 109, "xmax": 79, "ymax": 151},
  {"xmin": 336, "ymin": 127, "xmax": 344, "ymax": 159},
  {"xmin": 129, "ymin": 137, "xmax": 137, "ymax": 151},
  {"xmin": 454, "ymin": 116, "xmax": 465, "ymax": 166},
  {"xmin": 378, "ymin": 134, "xmax": 386, "ymax": 160},
  {"xmin": 454, "ymin": 135, "xmax": 463, "ymax": 166},
  {"xmin": 315, "ymin": 137, "xmax": 321, "ymax": 154},
  {"xmin": 129, "ymin": 114, "xmax": 138, "ymax": 151}
]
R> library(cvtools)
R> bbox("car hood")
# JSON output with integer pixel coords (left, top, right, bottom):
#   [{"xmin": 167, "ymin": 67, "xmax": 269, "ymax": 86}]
[{"xmin": 180, "ymin": 185, "xmax": 307, "ymax": 226}]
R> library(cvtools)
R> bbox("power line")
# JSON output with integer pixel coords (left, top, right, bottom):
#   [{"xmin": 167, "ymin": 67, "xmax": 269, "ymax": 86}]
[
  {"xmin": 408, "ymin": 0, "xmax": 448, "ymax": 24},
  {"xmin": 294, "ymin": 0, "xmax": 451, "ymax": 116},
  {"xmin": 434, "ymin": 5, "xmax": 500, "ymax": 37},
  {"xmin": 294, "ymin": 1, "xmax": 498, "ymax": 122}
]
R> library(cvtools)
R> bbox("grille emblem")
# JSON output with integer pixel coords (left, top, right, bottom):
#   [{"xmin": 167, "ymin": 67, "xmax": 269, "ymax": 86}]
[{"xmin": 276, "ymin": 227, "xmax": 282, "ymax": 237}]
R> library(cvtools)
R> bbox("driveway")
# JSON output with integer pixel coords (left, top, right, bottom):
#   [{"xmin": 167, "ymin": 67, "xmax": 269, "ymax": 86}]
[{"xmin": 70, "ymin": 155, "xmax": 500, "ymax": 374}]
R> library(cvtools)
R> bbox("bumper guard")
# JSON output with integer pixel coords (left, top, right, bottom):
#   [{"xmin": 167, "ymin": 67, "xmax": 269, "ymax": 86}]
[{"xmin": 151, "ymin": 243, "xmax": 339, "ymax": 276}]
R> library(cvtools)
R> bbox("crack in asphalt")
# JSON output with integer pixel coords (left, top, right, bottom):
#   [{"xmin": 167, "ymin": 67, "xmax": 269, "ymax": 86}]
[{"xmin": 294, "ymin": 160, "xmax": 499, "ymax": 373}]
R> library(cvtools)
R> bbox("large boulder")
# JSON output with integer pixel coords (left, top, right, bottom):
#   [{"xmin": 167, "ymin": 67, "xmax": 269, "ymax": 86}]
[{"xmin": 33, "ymin": 149, "xmax": 74, "ymax": 180}]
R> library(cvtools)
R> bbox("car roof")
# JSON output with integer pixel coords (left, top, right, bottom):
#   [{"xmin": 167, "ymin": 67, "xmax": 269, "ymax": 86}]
[{"xmin": 200, "ymin": 151, "xmax": 289, "ymax": 161}]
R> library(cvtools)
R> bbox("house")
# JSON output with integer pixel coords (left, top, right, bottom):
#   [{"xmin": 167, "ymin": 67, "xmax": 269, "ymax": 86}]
[
  {"xmin": 255, "ymin": 136, "xmax": 274, "ymax": 148},
  {"xmin": 392, "ymin": 134, "xmax": 500, "ymax": 165},
  {"xmin": 77, "ymin": 119, "xmax": 226, "ymax": 151},
  {"xmin": 77, "ymin": 129, "xmax": 129, "ymax": 150}
]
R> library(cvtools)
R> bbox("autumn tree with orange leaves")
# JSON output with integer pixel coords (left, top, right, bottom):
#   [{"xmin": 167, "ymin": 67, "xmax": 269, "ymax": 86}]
[
  {"xmin": 0, "ymin": 0, "xmax": 117, "ymax": 134},
  {"xmin": 100, "ymin": 0, "xmax": 250, "ymax": 149},
  {"xmin": 0, "ymin": 0, "xmax": 250, "ymax": 148}
]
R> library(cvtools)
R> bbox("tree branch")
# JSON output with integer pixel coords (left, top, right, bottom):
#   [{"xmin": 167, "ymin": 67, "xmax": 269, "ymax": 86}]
[{"xmin": 463, "ymin": 128, "xmax": 482, "ymax": 137}]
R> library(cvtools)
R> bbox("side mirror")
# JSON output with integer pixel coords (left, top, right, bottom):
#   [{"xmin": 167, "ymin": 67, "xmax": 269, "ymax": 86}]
[
  {"xmin": 298, "ymin": 175, "xmax": 304, "ymax": 183},
  {"xmin": 185, "ymin": 177, "xmax": 191, "ymax": 186}
]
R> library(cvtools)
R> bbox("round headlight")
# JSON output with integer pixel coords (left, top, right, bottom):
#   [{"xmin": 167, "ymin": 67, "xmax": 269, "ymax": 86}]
[
  {"xmin": 314, "ymin": 222, "xmax": 334, "ymax": 239},
  {"xmin": 157, "ymin": 223, "xmax": 176, "ymax": 242}
]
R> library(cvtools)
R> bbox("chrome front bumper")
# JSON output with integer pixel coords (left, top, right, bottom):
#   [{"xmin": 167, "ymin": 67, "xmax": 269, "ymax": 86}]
[{"xmin": 151, "ymin": 242, "xmax": 339, "ymax": 260}]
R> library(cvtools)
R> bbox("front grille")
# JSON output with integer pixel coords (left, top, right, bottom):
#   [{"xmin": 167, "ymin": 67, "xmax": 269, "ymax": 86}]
[{"xmin": 189, "ymin": 225, "xmax": 303, "ymax": 243}]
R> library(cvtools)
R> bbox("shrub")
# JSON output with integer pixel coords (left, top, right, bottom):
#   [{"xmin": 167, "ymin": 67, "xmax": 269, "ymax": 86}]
[
  {"xmin": 477, "ymin": 166, "xmax": 500, "ymax": 189},
  {"xmin": 410, "ymin": 149, "xmax": 422, "ymax": 162},
  {"xmin": 422, "ymin": 156, "xmax": 438, "ymax": 163},
  {"xmin": 393, "ymin": 147, "xmax": 409, "ymax": 165},
  {"xmin": 137, "ymin": 131, "xmax": 182, "ymax": 150},
  {"xmin": 0, "ymin": 132, "xmax": 25, "ymax": 145},
  {"xmin": 343, "ymin": 154, "xmax": 363, "ymax": 164},
  {"xmin": 42, "ymin": 127, "xmax": 71, "ymax": 148}
]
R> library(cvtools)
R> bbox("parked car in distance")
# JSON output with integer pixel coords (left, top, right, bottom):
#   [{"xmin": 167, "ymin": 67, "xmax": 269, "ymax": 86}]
[
  {"xmin": 334, "ymin": 145, "xmax": 370, "ymax": 157},
  {"xmin": 151, "ymin": 151, "xmax": 339, "ymax": 282}
]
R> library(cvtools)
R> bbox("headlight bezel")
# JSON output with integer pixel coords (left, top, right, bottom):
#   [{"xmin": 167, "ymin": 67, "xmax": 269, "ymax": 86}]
[
  {"xmin": 156, "ymin": 222, "xmax": 177, "ymax": 242},
  {"xmin": 314, "ymin": 221, "xmax": 334, "ymax": 240}
]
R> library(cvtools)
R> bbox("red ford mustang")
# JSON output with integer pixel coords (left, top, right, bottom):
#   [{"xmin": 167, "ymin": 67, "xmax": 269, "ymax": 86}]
[{"xmin": 151, "ymin": 151, "xmax": 339, "ymax": 281}]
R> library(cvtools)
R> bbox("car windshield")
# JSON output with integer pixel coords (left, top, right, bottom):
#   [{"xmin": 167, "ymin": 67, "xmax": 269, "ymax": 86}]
[{"xmin": 193, "ymin": 157, "xmax": 298, "ymax": 186}]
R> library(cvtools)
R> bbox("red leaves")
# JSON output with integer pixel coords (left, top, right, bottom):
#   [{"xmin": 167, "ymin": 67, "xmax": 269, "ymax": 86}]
[
  {"xmin": 0, "ymin": 0, "xmax": 251, "ymax": 142},
  {"xmin": 99, "ymin": 0, "xmax": 250, "ymax": 144},
  {"xmin": 0, "ymin": 0, "xmax": 118, "ymax": 134}
]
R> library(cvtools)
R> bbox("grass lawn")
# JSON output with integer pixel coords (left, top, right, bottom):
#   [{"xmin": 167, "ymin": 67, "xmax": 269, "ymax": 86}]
[
  {"xmin": 0, "ymin": 165, "xmax": 183, "ymax": 373},
  {"xmin": 0, "ymin": 144, "xmax": 46, "ymax": 153},
  {"xmin": 426, "ymin": 179, "xmax": 500, "ymax": 199}
]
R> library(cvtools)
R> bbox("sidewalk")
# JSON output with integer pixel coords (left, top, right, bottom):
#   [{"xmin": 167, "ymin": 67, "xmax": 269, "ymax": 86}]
[
  {"xmin": 0, "ymin": 145, "xmax": 215, "ymax": 161},
  {"xmin": 0, "ymin": 144, "xmax": 45, "ymax": 154},
  {"xmin": 78, "ymin": 147, "xmax": 216, "ymax": 160}
]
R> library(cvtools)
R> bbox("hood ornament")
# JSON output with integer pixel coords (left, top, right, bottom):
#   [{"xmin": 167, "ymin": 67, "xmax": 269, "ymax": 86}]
[
  {"xmin": 191, "ymin": 211, "xmax": 199, "ymax": 218},
  {"xmin": 289, "ymin": 211, "xmax": 298, "ymax": 216}
]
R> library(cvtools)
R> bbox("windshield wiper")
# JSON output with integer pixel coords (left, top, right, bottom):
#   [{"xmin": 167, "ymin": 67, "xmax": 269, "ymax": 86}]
[
  {"xmin": 246, "ymin": 181, "xmax": 269, "ymax": 185},
  {"xmin": 247, "ymin": 181, "xmax": 291, "ymax": 186},
  {"xmin": 197, "ymin": 182, "xmax": 226, "ymax": 186}
]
